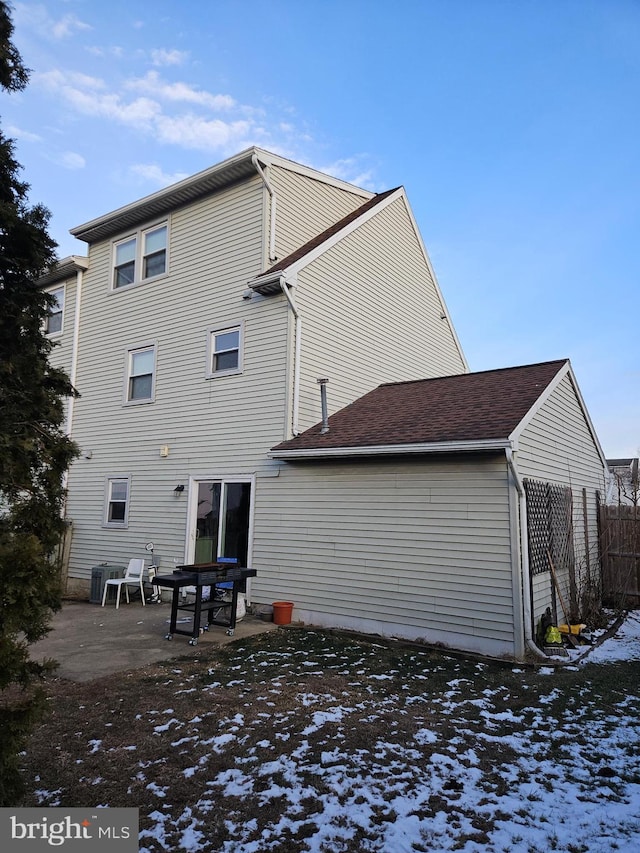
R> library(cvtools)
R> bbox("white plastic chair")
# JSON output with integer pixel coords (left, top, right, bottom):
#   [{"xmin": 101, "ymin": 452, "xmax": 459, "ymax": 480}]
[{"xmin": 101, "ymin": 558, "xmax": 146, "ymax": 609}]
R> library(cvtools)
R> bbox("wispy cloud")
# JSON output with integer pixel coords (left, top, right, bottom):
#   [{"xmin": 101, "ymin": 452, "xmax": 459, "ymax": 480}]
[
  {"xmin": 6, "ymin": 124, "xmax": 42, "ymax": 143},
  {"xmin": 32, "ymin": 65, "xmax": 375, "ymax": 185},
  {"xmin": 129, "ymin": 163, "xmax": 191, "ymax": 187},
  {"xmin": 320, "ymin": 157, "xmax": 378, "ymax": 191},
  {"xmin": 85, "ymin": 45, "xmax": 124, "ymax": 59},
  {"xmin": 35, "ymin": 68, "xmax": 269, "ymax": 153},
  {"xmin": 14, "ymin": 3, "xmax": 91, "ymax": 40},
  {"xmin": 56, "ymin": 151, "xmax": 86, "ymax": 170},
  {"xmin": 154, "ymin": 113, "xmax": 255, "ymax": 150},
  {"xmin": 150, "ymin": 48, "xmax": 189, "ymax": 67},
  {"xmin": 126, "ymin": 71, "xmax": 235, "ymax": 110},
  {"xmin": 36, "ymin": 70, "xmax": 159, "ymax": 129}
]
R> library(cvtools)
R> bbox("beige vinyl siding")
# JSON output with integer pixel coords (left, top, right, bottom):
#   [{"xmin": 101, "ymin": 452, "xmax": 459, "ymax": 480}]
[
  {"xmin": 294, "ymin": 196, "xmax": 467, "ymax": 430},
  {"xmin": 252, "ymin": 455, "xmax": 516, "ymax": 657},
  {"xmin": 45, "ymin": 276, "xmax": 75, "ymax": 376},
  {"xmin": 269, "ymin": 165, "xmax": 370, "ymax": 261},
  {"xmin": 65, "ymin": 175, "xmax": 290, "ymax": 580},
  {"xmin": 45, "ymin": 275, "xmax": 76, "ymax": 433},
  {"xmin": 516, "ymin": 374, "xmax": 606, "ymax": 620}
]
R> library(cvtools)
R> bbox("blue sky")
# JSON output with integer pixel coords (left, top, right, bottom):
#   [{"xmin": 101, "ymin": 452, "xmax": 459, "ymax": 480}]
[{"xmin": 4, "ymin": 0, "xmax": 639, "ymax": 456}]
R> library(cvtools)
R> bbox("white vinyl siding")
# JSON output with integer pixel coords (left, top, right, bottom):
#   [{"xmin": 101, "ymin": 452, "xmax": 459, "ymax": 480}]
[
  {"xmin": 206, "ymin": 323, "xmax": 243, "ymax": 378},
  {"xmin": 45, "ymin": 285, "xmax": 65, "ymax": 335},
  {"xmin": 293, "ymin": 196, "xmax": 467, "ymax": 431},
  {"xmin": 104, "ymin": 476, "xmax": 130, "ymax": 527},
  {"xmin": 252, "ymin": 455, "xmax": 516, "ymax": 658},
  {"xmin": 44, "ymin": 277, "xmax": 75, "ymax": 375},
  {"xmin": 64, "ymin": 175, "xmax": 289, "ymax": 579},
  {"xmin": 268, "ymin": 165, "xmax": 370, "ymax": 261},
  {"xmin": 125, "ymin": 344, "xmax": 156, "ymax": 403},
  {"xmin": 516, "ymin": 374, "xmax": 606, "ymax": 621},
  {"xmin": 44, "ymin": 276, "xmax": 77, "ymax": 434}
]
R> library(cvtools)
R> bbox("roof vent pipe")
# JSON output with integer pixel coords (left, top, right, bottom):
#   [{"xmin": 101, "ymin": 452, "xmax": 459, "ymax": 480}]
[{"xmin": 317, "ymin": 378, "xmax": 330, "ymax": 434}]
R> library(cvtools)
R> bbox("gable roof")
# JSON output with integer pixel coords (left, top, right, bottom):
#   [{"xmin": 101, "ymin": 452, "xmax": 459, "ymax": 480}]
[
  {"xmin": 259, "ymin": 188, "xmax": 400, "ymax": 277},
  {"xmin": 70, "ymin": 147, "xmax": 372, "ymax": 245},
  {"xmin": 271, "ymin": 359, "xmax": 570, "ymax": 458},
  {"xmin": 249, "ymin": 187, "xmax": 402, "ymax": 295}
]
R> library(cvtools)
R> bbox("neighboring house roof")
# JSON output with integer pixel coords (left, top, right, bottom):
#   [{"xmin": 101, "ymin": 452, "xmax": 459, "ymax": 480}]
[
  {"xmin": 605, "ymin": 457, "xmax": 639, "ymax": 504},
  {"xmin": 38, "ymin": 255, "xmax": 89, "ymax": 287},
  {"xmin": 70, "ymin": 147, "xmax": 373, "ymax": 245},
  {"xmin": 271, "ymin": 359, "xmax": 572, "ymax": 458},
  {"xmin": 606, "ymin": 458, "xmax": 636, "ymax": 470}
]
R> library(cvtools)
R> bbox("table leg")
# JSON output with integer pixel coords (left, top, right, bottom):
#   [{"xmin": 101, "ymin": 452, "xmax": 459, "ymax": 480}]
[
  {"xmin": 166, "ymin": 587, "xmax": 180, "ymax": 640},
  {"xmin": 190, "ymin": 586, "xmax": 203, "ymax": 645}
]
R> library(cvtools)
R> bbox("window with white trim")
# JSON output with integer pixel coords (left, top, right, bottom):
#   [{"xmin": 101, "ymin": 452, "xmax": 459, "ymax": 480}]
[
  {"xmin": 45, "ymin": 285, "xmax": 64, "ymax": 335},
  {"xmin": 104, "ymin": 477, "xmax": 130, "ymax": 527},
  {"xmin": 207, "ymin": 324, "xmax": 243, "ymax": 378},
  {"xmin": 126, "ymin": 345, "xmax": 156, "ymax": 403},
  {"xmin": 113, "ymin": 223, "xmax": 167, "ymax": 289}
]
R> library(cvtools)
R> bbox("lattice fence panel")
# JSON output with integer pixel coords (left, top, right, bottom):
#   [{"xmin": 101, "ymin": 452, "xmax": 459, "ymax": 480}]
[
  {"xmin": 524, "ymin": 478, "xmax": 575, "ymax": 579},
  {"xmin": 524, "ymin": 479, "xmax": 551, "ymax": 576}
]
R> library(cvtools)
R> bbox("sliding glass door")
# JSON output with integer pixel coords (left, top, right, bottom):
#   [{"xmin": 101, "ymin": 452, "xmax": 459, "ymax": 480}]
[{"xmin": 193, "ymin": 479, "xmax": 252, "ymax": 566}]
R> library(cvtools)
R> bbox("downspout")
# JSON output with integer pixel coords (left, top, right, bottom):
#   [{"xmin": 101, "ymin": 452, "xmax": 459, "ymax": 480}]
[
  {"xmin": 506, "ymin": 447, "xmax": 548, "ymax": 661},
  {"xmin": 67, "ymin": 265, "xmax": 84, "ymax": 438},
  {"xmin": 60, "ymin": 264, "xmax": 84, "ymax": 577},
  {"xmin": 251, "ymin": 153, "xmax": 277, "ymax": 263},
  {"xmin": 279, "ymin": 277, "xmax": 302, "ymax": 436}
]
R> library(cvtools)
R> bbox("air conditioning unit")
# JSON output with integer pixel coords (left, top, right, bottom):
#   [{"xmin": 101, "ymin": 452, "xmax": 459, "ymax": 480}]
[{"xmin": 90, "ymin": 564, "xmax": 125, "ymax": 604}]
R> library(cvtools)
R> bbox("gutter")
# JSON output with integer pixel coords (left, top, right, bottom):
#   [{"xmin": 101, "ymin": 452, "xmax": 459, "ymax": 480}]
[
  {"xmin": 251, "ymin": 153, "xmax": 277, "ymax": 263},
  {"xmin": 505, "ymin": 447, "xmax": 547, "ymax": 661},
  {"xmin": 271, "ymin": 438, "xmax": 512, "ymax": 460}
]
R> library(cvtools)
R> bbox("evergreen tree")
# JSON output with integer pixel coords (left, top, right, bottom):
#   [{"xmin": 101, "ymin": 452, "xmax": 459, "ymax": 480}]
[{"xmin": 0, "ymin": 1, "xmax": 78, "ymax": 804}]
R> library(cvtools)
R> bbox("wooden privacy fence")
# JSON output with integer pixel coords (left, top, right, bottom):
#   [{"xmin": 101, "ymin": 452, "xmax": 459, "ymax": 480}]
[{"xmin": 599, "ymin": 504, "xmax": 640, "ymax": 607}]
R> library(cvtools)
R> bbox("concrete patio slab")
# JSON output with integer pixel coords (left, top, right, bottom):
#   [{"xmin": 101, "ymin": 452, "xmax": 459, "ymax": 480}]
[{"xmin": 29, "ymin": 598, "xmax": 279, "ymax": 682}]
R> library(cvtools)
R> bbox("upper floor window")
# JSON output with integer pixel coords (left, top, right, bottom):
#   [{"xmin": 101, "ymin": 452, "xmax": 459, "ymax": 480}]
[
  {"xmin": 45, "ymin": 285, "xmax": 64, "ymax": 335},
  {"xmin": 207, "ymin": 324, "xmax": 243, "ymax": 378},
  {"xmin": 126, "ymin": 345, "xmax": 156, "ymax": 403},
  {"xmin": 113, "ymin": 223, "xmax": 168, "ymax": 289},
  {"xmin": 104, "ymin": 476, "xmax": 130, "ymax": 527}
]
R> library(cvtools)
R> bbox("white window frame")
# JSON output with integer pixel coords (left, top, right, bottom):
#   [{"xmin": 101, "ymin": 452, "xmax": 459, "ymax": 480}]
[
  {"xmin": 185, "ymin": 473, "xmax": 256, "ymax": 574},
  {"xmin": 124, "ymin": 343, "xmax": 157, "ymax": 405},
  {"xmin": 206, "ymin": 322, "xmax": 244, "ymax": 379},
  {"xmin": 103, "ymin": 476, "xmax": 131, "ymax": 528},
  {"xmin": 45, "ymin": 285, "xmax": 65, "ymax": 336},
  {"xmin": 112, "ymin": 221, "xmax": 169, "ymax": 291}
]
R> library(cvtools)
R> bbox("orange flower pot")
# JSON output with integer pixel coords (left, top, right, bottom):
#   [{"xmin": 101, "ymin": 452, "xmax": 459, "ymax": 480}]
[{"xmin": 272, "ymin": 601, "xmax": 294, "ymax": 625}]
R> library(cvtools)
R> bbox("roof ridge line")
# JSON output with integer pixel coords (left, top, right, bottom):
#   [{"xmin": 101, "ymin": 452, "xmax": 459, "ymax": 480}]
[{"xmin": 377, "ymin": 358, "xmax": 569, "ymax": 389}]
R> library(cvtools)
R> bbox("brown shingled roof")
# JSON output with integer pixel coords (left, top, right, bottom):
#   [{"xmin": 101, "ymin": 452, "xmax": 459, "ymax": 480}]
[
  {"xmin": 256, "ymin": 187, "xmax": 401, "ymax": 277},
  {"xmin": 272, "ymin": 359, "xmax": 569, "ymax": 454}
]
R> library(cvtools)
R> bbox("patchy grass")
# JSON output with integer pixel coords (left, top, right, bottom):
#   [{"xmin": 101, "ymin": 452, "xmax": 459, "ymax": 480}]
[{"xmin": 17, "ymin": 627, "xmax": 640, "ymax": 852}]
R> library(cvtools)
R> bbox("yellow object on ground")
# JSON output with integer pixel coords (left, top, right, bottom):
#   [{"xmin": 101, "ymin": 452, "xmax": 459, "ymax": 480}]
[{"xmin": 559, "ymin": 623, "xmax": 586, "ymax": 635}]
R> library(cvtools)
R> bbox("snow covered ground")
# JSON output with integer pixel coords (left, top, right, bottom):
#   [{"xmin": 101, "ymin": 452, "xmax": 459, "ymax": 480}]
[
  {"xmin": 135, "ymin": 614, "xmax": 640, "ymax": 852},
  {"xmin": 26, "ymin": 612, "xmax": 640, "ymax": 852}
]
